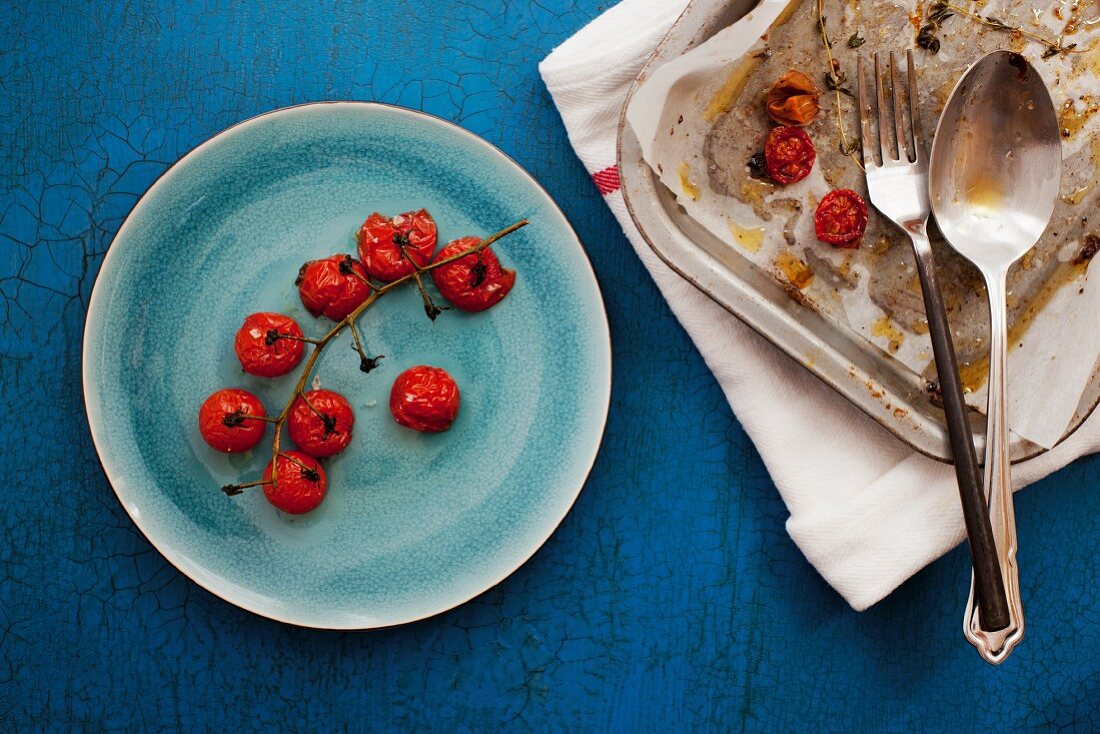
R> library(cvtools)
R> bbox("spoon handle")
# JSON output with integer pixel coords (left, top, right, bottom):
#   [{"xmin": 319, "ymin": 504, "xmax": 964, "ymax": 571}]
[
  {"xmin": 909, "ymin": 231, "xmax": 1009, "ymax": 631},
  {"xmin": 964, "ymin": 270, "xmax": 1024, "ymax": 664}
]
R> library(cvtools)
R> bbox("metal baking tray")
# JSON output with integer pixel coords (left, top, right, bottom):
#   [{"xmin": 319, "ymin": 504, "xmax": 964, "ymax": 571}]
[{"xmin": 616, "ymin": 0, "xmax": 1100, "ymax": 462}]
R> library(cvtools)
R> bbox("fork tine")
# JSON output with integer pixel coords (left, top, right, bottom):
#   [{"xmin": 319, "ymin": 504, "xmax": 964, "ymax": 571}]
[
  {"xmin": 907, "ymin": 49, "xmax": 924, "ymax": 162},
  {"xmin": 890, "ymin": 52, "xmax": 909, "ymax": 162},
  {"xmin": 874, "ymin": 53, "xmax": 895, "ymax": 160},
  {"xmin": 856, "ymin": 54, "xmax": 877, "ymax": 168}
]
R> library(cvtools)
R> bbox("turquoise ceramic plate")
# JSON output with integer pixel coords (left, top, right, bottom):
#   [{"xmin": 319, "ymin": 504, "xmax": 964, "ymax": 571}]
[{"xmin": 83, "ymin": 102, "xmax": 611, "ymax": 628}]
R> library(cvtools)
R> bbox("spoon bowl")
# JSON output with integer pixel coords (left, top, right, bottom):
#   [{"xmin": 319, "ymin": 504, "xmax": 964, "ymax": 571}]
[
  {"xmin": 930, "ymin": 50, "xmax": 1061, "ymax": 271},
  {"xmin": 929, "ymin": 50, "xmax": 1062, "ymax": 664}
]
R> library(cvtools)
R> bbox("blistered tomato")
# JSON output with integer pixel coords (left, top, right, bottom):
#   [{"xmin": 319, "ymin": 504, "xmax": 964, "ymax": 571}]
[
  {"xmin": 262, "ymin": 451, "xmax": 327, "ymax": 514},
  {"xmin": 234, "ymin": 312, "xmax": 306, "ymax": 377},
  {"xmin": 287, "ymin": 389, "xmax": 355, "ymax": 458},
  {"xmin": 198, "ymin": 388, "xmax": 267, "ymax": 453},
  {"xmin": 389, "ymin": 365, "xmax": 461, "ymax": 433},
  {"xmin": 357, "ymin": 209, "xmax": 438, "ymax": 281},
  {"xmin": 764, "ymin": 126, "xmax": 816, "ymax": 185},
  {"xmin": 296, "ymin": 255, "xmax": 371, "ymax": 321},
  {"xmin": 814, "ymin": 189, "xmax": 869, "ymax": 247},
  {"xmin": 431, "ymin": 237, "xmax": 516, "ymax": 312}
]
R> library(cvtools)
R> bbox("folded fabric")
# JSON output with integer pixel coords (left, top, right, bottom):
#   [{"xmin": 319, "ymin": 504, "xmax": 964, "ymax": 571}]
[{"xmin": 539, "ymin": 0, "xmax": 1100, "ymax": 610}]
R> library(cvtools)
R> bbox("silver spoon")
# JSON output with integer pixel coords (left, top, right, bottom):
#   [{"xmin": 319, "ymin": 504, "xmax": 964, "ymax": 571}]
[{"xmin": 929, "ymin": 50, "xmax": 1061, "ymax": 664}]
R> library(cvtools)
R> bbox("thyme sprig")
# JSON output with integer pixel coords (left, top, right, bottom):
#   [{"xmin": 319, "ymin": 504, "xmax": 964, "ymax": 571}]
[
  {"xmin": 220, "ymin": 218, "xmax": 528, "ymax": 493},
  {"xmin": 816, "ymin": 1, "xmax": 862, "ymax": 165},
  {"xmin": 919, "ymin": 2, "xmax": 1079, "ymax": 59}
]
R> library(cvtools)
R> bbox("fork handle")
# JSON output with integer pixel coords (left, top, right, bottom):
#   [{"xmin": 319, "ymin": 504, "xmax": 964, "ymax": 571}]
[{"xmin": 908, "ymin": 227, "xmax": 1011, "ymax": 632}]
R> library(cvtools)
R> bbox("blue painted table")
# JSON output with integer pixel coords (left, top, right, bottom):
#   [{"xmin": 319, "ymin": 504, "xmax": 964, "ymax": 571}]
[{"xmin": 3, "ymin": 1, "xmax": 1099, "ymax": 730}]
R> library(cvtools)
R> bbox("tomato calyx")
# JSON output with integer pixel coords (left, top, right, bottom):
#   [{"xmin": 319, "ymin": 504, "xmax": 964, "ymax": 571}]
[
  {"xmin": 222, "ymin": 408, "xmax": 249, "ymax": 428},
  {"xmin": 358, "ymin": 351, "xmax": 384, "ymax": 373},
  {"xmin": 469, "ymin": 257, "xmax": 487, "ymax": 288},
  {"xmin": 279, "ymin": 451, "xmax": 321, "ymax": 483},
  {"xmin": 300, "ymin": 392, "xmax": 339, "ymax": 440}
]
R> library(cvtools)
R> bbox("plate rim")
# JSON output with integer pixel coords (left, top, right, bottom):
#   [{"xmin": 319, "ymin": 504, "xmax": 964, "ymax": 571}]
[{"xmin": 81, "ymin": 100, "xmax": 613, "ymax": 630}]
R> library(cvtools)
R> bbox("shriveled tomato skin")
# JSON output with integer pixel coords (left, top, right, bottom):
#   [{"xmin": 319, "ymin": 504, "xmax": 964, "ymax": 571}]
[
  {"xmin": 234, "ymin": 312, "xmax": 306, "ymax": 377},
  {"xmin": 296, "ymin": 255, "xmax": 371, "ymax": 321},
  {"xmin": 262, "ymin": 451, "xmax": 327, "ymax": 514},
  {"xmin": 389, "ymin": 366, "xmax": 461, "ymax": 433},
  {"xmin": 764, "ymin": 126, "xmax": 816, "ymax": 185},
  {"xmin": 287, "ymin": 389, "xmax": 355, "ymax": 458},
  {"xmin": 814, "ymin": 189, "xmax": 869, "ymax": 248},
  {"xmin": 357, "ymin": 209, "xmax": 438, "ymax": 281},
  {"xmin": 198, "ymin": 388, "xmax": 267, "ymax": 453},
  {"xmin": 431, "ymin": 237, "xmax": 516, "ymax": 312}
]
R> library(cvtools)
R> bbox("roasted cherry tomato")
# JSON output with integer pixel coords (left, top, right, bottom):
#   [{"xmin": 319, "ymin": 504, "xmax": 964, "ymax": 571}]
[
  {"xmin": 262, "ymin": 451, "xmax": 327, "ymax": 514},
  {"xmin": 287, "ymin": 389, "xmax": 355, "ymax": 458},
  {"xmin": 764, "ymin": 126, "xmax": 816, "ymax": 185},
  {"xmin": 814, "ymin": 189, "xmax": 869, "ymax": 248},
  {"xmin": 198, "ymin": 388, "xmax": 267, "ymax": 453},
  {"xmin": 357, "ymin": 209, "xmax": 438, "ymax": 282},
  {"xmin": 430, "ymin": 237, "xmax": 516, "ymax": 312},
  {"xmin": 389, "ymin": 365, "xmax": 461, "ymax": 433},
  {"xmin": 296, "ymin": 255, "xmax": 371, "ymax": 321},
  {"xmin": 234, "ymin": 312, "xmax": 306, "ymax": 377}
]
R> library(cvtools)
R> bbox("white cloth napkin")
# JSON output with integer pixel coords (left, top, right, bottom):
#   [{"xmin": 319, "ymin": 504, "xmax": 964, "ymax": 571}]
[{"xmin": 539, "ymin": 0, "xmax": 1100, "ymax": 610}]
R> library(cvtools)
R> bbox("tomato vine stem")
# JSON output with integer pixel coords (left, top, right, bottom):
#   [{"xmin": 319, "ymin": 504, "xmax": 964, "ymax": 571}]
[{"xmin": 236, "ymin": 218, "xmax": 529, "ymax": 489}]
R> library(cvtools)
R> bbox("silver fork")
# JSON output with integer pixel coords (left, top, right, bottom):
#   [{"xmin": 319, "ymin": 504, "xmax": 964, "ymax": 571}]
[{"xmin": 856, "ymin": 50, "xmax": 1011, "ymax": 633}]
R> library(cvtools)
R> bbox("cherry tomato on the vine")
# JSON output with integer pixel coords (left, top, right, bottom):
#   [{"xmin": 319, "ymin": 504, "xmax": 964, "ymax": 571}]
[
  {"xmin": 262, "ymin": 451, "xmax": 327, "ymax": 514},
  {"xmin": 764, "ymin": 126, "xmax": 816, "ymax": 185},
  {"xmin": 389, "ymin": 365, "xmax": 461, "ymax": 433},
  {"xmin": 287, "ymin": 389, "xmax": 355, "ymax": 458},
  {"xmin": 357, "ymin": 209, "xmax": 438, "ymax": 282},
  {"xmin": 431, "ymin": 238, "xmax": 516, "ymax": 312},
  {"xmin": 198, "ymin": 388, "xmax": 267, "ymax": 453},
  {"xmin": 234, "ymin": 312, "xmax": 306, "ymax": 377},
  {"xmin": 814, "ymin": 189, "xmax": 869, "ymax": 248},
  {"xmin": 296, "ymin": 255, "xmax": 372, "ymax": 321}
]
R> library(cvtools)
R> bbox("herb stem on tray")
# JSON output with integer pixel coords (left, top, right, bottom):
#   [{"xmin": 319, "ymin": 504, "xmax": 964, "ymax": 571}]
[
  {"xmin": 816, "ymin": 0, "xmax": 863, "ymax": 170},
  {"xmin": 919, "ymin": 2, "xmax": 1080, "ymax": 59}
]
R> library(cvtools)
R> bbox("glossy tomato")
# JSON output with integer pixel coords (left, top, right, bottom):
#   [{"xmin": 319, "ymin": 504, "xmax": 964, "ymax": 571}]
[
  {"xmin": 234, "ymin": 312, "xmax": 306, "ymax": 377},
  {"xmin": 389, "ymin": 365, "xmax": 461, "ymax": 433},
  {"xmin": 198, "ymin": 388, "xmax": 267, "ymax": 453},
  {"xmin": 296, "ymin": 255, "xmax": 371, "ymax": 321},
  {"xmin": 262, "ymin": 451, "xmax": 328, "ymax": 514},
  {"xmin": 287, "ymin": 389, "xmax": 355, "ymax": 458},
  {"xmin": 357, "ymin": 209, "xmax": 438, "ymax": 281},
  {"xmin": 764, "ymin": 126, "xmax": 816, "ymax": 185},
  {"xmin": 814, "ymin": 189, "xmax": 869, "ymax": 247},
  {"xmin": 430, "ymin": 238, "xmax": 516, "ymax": 312}
]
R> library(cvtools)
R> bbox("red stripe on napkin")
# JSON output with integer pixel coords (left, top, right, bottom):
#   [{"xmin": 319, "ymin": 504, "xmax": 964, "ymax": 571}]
[{"xmin": 591, "ymin": 165, "xmax": 620, "ymax": 195}]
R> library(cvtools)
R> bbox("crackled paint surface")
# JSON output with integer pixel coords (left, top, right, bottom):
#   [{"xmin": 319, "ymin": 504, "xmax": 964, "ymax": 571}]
[{"xmin": 3, "ymin": 1, "xmax": 1100, "ymax": 731}]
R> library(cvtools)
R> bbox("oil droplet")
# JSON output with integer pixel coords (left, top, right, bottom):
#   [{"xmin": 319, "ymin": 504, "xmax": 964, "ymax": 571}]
[
  {"xmin": 776, "ymin": 251, "xmax": 814, "ymax": 290},
  {"xmin": 871, "ymin": 316, "xmax": 904, "ymax": 354},
  {"xmin": 1058, "ymin": 96, "xmax": 1099, "ymax": 139},
  {"xmin": 964, "ymin": 175, "xmax": 1004, "ymax": 211},
  {"xmin": 728, "ymin": 220, "xmax": 765, "ymax": 252},
  {"xmin": 679, "ymin": 161, "xmax": 700, "ymax": 201}
]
